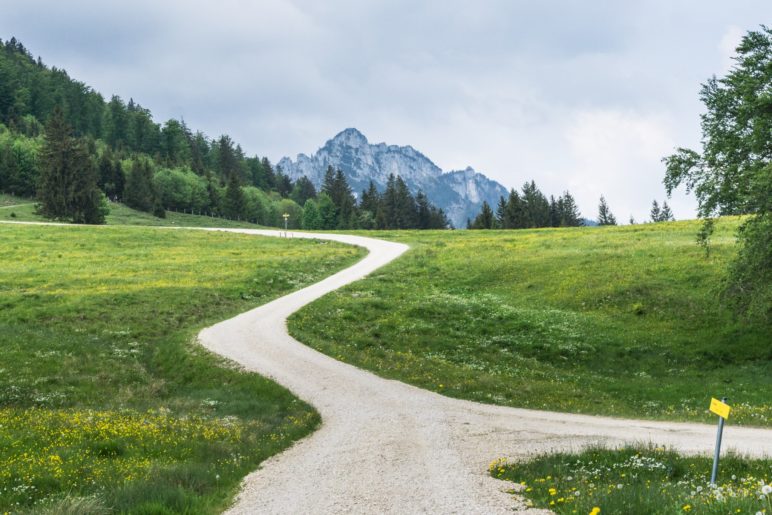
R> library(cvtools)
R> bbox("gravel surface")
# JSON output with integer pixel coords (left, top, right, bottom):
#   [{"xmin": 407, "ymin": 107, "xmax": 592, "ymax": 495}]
[{"xmin": 192, "ymin": 228, "xmax": 772, "ymax": 514}]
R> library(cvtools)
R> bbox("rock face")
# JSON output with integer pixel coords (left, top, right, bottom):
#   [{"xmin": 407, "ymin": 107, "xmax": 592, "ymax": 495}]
[{"xmin": 277, "ymin": 128, "xmax": 508, "ymax": 227}]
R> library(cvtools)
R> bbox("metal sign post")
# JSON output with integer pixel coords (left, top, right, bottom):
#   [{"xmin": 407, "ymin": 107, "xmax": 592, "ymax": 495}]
[
  {"xmin": 709, "ymin": 397, "xmax": 730, "ymax": 485},
  {"xmin": 282, "ymin": 213, "xmax": 290, "ymax": 237}
]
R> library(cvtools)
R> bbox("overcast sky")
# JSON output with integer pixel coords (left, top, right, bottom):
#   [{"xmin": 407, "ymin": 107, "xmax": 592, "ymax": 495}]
[{"xmin": 2, "ymin": 1, "xmax": 769, "ymax": 221}]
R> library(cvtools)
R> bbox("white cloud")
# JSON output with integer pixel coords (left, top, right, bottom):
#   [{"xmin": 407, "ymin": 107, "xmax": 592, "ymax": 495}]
[
  {"xmin": 562, "ymin": 109, "xmax": 689, "ymax": 222},
  {"xmin": 719, "ymin": 25, "xmax": 745, "ymax": 74},
  {"xmin": 1, "ymin": 0, "xmax": 766, "ymax": 221}
]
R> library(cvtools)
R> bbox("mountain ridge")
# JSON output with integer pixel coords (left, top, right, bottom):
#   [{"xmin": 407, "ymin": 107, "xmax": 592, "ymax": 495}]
[{"xmin": 277, "ymin": 128, "xmax": 508, "ymax": 227}]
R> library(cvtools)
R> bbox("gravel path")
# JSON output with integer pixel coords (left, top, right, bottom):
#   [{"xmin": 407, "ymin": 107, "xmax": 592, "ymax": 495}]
[{"xmin": 198, "ymin": 228, "xmax": 772, "ymax": 514}]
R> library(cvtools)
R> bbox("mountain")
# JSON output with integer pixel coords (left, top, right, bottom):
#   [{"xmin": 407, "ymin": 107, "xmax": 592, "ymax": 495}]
[{"xmin": 277, "ymin": 129, "xmax": 508, "ymax": 227}]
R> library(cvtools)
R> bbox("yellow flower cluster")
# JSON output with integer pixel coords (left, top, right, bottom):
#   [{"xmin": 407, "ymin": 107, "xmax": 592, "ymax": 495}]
[{"xmin": 0, "ymin": 407, "xmax": 245, "ymax": 506}]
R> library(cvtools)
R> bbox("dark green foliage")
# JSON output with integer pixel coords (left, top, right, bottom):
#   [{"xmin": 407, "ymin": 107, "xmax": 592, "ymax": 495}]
[
  {"xmin": 316, "ymin": 192, "xmax": 337, "ymax": 230},
  {"xmin": 97, "ymin": 150, "xmax": 125, "ymax": 200},
  {"xmin": 650, "ymin": 199, "xmax": 675, "ymax": 222},
  {"xmin": 37, "ymin": 107, "xmax": 105, "ymax": 224},
  {"xmin": 216, "ymin": 135, "xmax": 238, "ymax": 182},
  {"xmin": 483, "ymin": 183, "xmax": 581, "ymax": 230},
  {"xmin": 223, "ymin": 173, "xmax": 246, "ymax": 220},
  {"xmin": 663, "ymin": 26, "xmax": 771, "ymax": 322},
  {"xmin": 369, "ymin": 173, "xmax": 448, "ymax": 230},
  {"xmin": 360, "ymin": 180, "xmax": 380, "ymax": 214},
  {"xmin": 724, "ymin": 212, "xmax": 771, "ymax": 321},
  {"xmin": 275, "ymin": 170, "xmax": 293, "ymax": 198},
  {"xmin": 302, "ymin": 198, "xmax": 321, "ymax": 229},
  {"xmin": 290, "ymin": 176, "xmax": 316, "ymax": 206},
  {"xmin": 521, "ymin": 180, "xmax": 550, "ymax": 227},
  {"xmin": 471, "ymin": 200, "xmax": 494, "ymax": 229},
  {"xmin": 597, "ymin": 195, "xmax": 617, "ymax": 225},
  {"xmin": 0, "ymin": 127, "xmax": 39, "ymax": 196},
  {"xmin": 160, "ymin": 119, "xmax": 191, "ymax": 166},
  {"xmin": 556, "ymin": 191, "xmax": 582, "ymax": 227},
  {"xmin": 124, "ymin": 158, "xmax": 157, "ymax": 213}
]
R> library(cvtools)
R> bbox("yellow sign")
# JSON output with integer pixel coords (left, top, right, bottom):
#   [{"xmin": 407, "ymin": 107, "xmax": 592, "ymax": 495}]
[{"xmin": 709, "ymin": 398, "xmax": 731, "ymax": 419}]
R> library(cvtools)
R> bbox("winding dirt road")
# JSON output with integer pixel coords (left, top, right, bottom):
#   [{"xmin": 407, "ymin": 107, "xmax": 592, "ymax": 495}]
[{"xmin": 198, "ymin": 229, "xmax": 772, "ymax": 514}]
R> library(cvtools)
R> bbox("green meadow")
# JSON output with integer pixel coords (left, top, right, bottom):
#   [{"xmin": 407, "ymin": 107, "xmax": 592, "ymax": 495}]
[
  {"xmin": 289, "ymin": 219, "xmax": 771, "ymax": 426},
  {"xmin": 0, "ymin": 223, "xmax": 364, "ymax": 513},
  {"xmin": 491, "ymin": 445, "xmax": 771, "ymax": 514}
]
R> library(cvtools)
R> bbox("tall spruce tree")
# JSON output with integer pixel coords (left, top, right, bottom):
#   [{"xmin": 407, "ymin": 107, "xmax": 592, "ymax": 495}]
[
  {"xmin": 223, "ymin": 173, "xmax": 245, "ymax": 219},
  {"xmin": 597, "ymin": 195, "xmax": 617, "ymax": 225},
  {"xmin": 291, "ymin": 176, "xmax": 317, "ymax": 206},
  {"xmin": 38, "ymin": 106, "xmax": 106, "ymax": 223},
  {"xmin": 660, "ymin": 201, "xmax": 674, "ymax": 221},
  {"xmin": 557, "ymin": 191, "xmax": 582, "ymax": 226},
  {"xmin": 360, "ymin": 180, "xmax": 381, "ymax": 215},
  {"xmin": 124, "ymin": 157, "xmax": 156, "ymax": 212},
  {"xmin": 650, "ymin": 200, "xmax": 661, "ymax": 222},
  {"xmin": 471, "ymin": 201, "xmax": 495, "ymax": 229}
]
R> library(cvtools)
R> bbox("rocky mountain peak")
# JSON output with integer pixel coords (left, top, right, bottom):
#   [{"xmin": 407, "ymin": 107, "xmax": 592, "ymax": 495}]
[
  {"xmin": 328, "ymin": 128, "xmax": 369, "ymax": 148},
  {"xmin": 278, "ymin": 129, "xmax": 508, "ymax": 227}
]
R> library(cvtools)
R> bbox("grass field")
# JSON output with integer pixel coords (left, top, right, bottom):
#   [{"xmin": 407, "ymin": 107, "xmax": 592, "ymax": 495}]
[
  {"xmin": 491, "ymin": 445, "xmax": 771, "ymax": 514},
  {"xmin": 0, "ymin": 223, "xmax": 364, "ymax": 513},
  {"xmin": 0, "ymin": 194, "xmax": 263, "ymax": 229},
  {"xmin": 289, "ymin": 219, "xmax": 771, "ymax": 426}
]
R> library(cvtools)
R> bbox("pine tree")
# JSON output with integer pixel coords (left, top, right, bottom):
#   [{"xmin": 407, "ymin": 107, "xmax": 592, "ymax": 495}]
[
  {"xmin": 548, "ymin": 195, "xmax": 560, "ymax": 227},
  {"xmin": 223, "ymin": 173, "xmax": 246, "ymax": 219},
  {"xmin": 70, "ymin": 152, "xmax": 107, "ymax": 224},
  {"xmin": 260, "ymin": 157, "xmax": 275, "ymax": 190},
  {"xmin": 381, "ymin": 174, "xmax": 398, "ymax": 229},
  {"xmin": 38, "ymin": 106, "xmax": 106, "ymax": 223},
  {"xmin": 504, "ymin": 189, "xmax": 524, "ymax": 228},
  {"xmin": 650, "ymin": 200, "xmax": 661, "ymax": 222},
  {"xmin": 660, "ymin": 201, "xmax": 674, "ymax": 221},
  {"xmin": 331, "ymin": 169, "xmax": 356, "ymax": 229},
  {"xmin": 322, "ymin": 166, "xmax": 336, "ymax": 197},
  {"xmin": 291, "ymin": 176, "xmax": 317, "ymax": 206},
  {"xmin": 124, "ymin": 158, "xmax": 156, "ymax": 212},
  {"xmin": 360, "ymin": 180, "xmax": 381, "ymax": 215},
  {"xmin": 557, "ymin": 191, "xmax": 582, "ymax": 226},
  {"xmin": 521, "ymin": 181, "xmax": 550, "ymax": 227},
  {"xmin": 416, "ymin": 191, "xmax": 431, "ymax": 229},
  {"xmin": 471, "ymin": 201, "xmax": 495, "ymax": 229},
  {"xmin": 394, "ymin": 176, "xmax": 416, "ymax": 229},
  {"xmin": 206, "ymin": 173, "xmax": 221, "ymax": 215},
  {"xmin": 597, "ymin": 195, "xmax": 617, "ymax": 225},
  {"xmin": 495, "ymin": 195, "xmax": 507, "ymax": 228},
  {"xmin": 217, "ymin": 135, "xmax": 238, "ymax": 182}
]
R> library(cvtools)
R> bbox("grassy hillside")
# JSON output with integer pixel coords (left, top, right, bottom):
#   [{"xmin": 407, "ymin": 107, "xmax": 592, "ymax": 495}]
[
  {"xmin": 0, "ymin": 194, "xmax": 265, "ymax": 229},
  {"xmin": 0, "ymin": 223, "xmax": 364, "ymax": 513},
  {"xmin": 289, "ymin": 219, "xmax": 771, "ymax": 426}
]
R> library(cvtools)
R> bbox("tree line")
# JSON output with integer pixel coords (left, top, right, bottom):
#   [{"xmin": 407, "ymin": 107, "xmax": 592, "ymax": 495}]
[
  {"xmin": 469, "ymin": 181, "xmax": 583, "ymax": 229},
  {"xmin": 0, "ymin": 37, "xmax": 448, "ymax": 229},
  {"xmin": 469, "ymin": 182, "xmax": 679, "ymax": 229}
]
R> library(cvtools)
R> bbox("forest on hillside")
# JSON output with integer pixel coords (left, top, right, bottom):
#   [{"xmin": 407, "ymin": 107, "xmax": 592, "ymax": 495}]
[{"xmin": 0, "ymin": 37, "xmax": 448, "ymax": 229}]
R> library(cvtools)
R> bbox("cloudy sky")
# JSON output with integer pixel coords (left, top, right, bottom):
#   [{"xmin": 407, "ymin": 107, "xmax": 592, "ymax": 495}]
[{"xmin": 2, "ymin": 1, "xmax": 769, "ymax": 221}]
